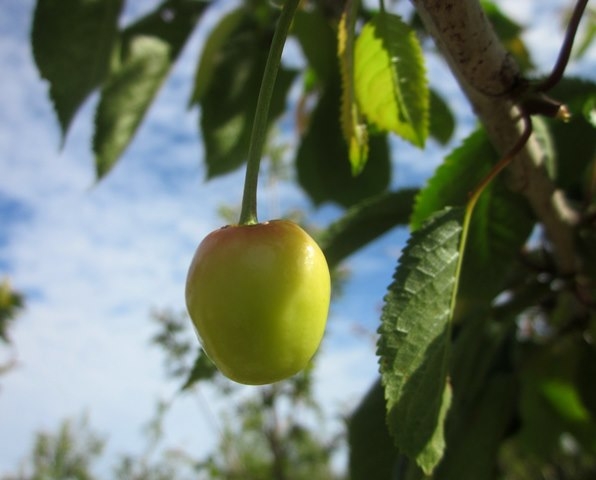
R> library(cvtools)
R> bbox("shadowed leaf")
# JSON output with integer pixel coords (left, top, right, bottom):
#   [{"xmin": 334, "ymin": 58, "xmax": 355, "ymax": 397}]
[
  {"xmin": 378, "ymin": 207, "xmax": 464, "ymax": 474},
  {"xmin": 32, "ymin": 0, "xmax": 123, "ymax": 138},
  {"xmin": 93, "ymin": 0, "xmax": 208, "ymax": 178},
  {"xmin": 321, "ymin": 188, "xmax": 418, "ymax": 268}
]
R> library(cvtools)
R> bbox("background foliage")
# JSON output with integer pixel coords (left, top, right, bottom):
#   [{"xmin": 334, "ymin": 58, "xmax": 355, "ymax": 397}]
[{"xmin": 2, "ymin": 0, "xmax": 595, "ymax": 478}]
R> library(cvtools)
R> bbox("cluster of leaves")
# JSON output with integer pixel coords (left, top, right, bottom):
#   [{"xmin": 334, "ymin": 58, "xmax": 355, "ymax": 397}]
[{"xmin": 31, "ymin": 0, "xmax": 596, "ymax": 479}]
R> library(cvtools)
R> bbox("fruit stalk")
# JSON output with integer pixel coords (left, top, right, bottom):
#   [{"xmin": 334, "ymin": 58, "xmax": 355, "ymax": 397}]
[{"xmin": 239, "ymin": 0, "xmax": 300, "ymax": 226}]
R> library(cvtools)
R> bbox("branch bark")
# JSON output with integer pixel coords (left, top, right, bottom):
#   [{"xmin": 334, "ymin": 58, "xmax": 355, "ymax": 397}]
[{"xmin": 411, "ymin": 0, "xmax": 579, "ymax": 274}]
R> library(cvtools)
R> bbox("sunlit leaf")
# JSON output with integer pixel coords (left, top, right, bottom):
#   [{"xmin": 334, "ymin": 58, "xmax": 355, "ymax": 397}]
[
  {"xmin": 354, "ymin": 12, "xmax": 428, "ymax": 147},
  {"xmin": 338, "ymin": 2, "xmax": 369, "ymax": 175}
]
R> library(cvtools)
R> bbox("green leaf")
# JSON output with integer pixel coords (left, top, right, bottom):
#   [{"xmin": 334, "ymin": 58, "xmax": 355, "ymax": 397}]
[
  {"xmin": 578, "ymin": 342, "xmax": 596, "ymax": 418},
  {"xmin": 532, "ymin": 116, "xmax": 557, "ymax": 180},
  {"xmin": 292, "ymin": 7, "xmax": 337, "ymax": 83},
  {"xmin": 411, "ymin": 128, "xmax": 534, "ymax": 307},
  {"xmin": 349, "ymin": 379, "xmax": 398, "ymax": 480},
  {"xmin": 378, "ymin": 207, "xmax": 464, "ymax": 474},
  {"xmin": 410, "ymin": 130, "xmax": 496, "ymax": 230},
  {"xmin": 429, "ymin": 89, "xmax": 455, "ymax": 145},
  {"xmin": 181, "ymin": 349, "xmax": 218, "ymax": 390},
  {"xmin": 93, "ymin": 0, "xmax": 208, "ymax": 178},
  {"xmin": 541, "ymin": 379, "xmax": 592, "ymax": 423},
  {"xmin": 573, "ymin": 8, "xmax": 596, "ymax": 60},
  {"xmin": 0, "ymin": 280, "xmax": 24, "ymax": 344},
  {"xmin": 437, "ymin": 304, "xmax": 528, "ymax": 479},
  {"xmin": 197, "ymin": 17, "xmax": 296, "ymax": 177},
  {"xmin": 320, "ymin": 188, "xmax": 418, "ymax": 269},
  {"xmin": 584, "ymin": 95, "xmax": 596, "ymax": 128},
  {"xmin": 481, "ymin": 0, "xmax": 533, "ymax": 70},
  {"xmin": 354, "ymin": 12, "xmax": 428, "ymax": 147},
  {"xmin": 517, "ymin": 337, "xmax": 596, "ymax": 457},
  {"xmin": 31, "ymin": 0, "xmax": 123, "ymax": 138},
  {"xmin": 296, "ymin": 78, "xmax": 390, "ymax": 207},
  {"xmin": 188, "ymin": 8, "xmax": 245, "ymax": 105},
  {"xmin": 546, "ymin": 78, "xmax": 596, "ymax": 195},
  {"xmin": 338, "ymin": 2, "xmax": 369, "ymax": 175},
  {"xmin": 437, "ymin": 374, "xmax": 517, "ymax": 480}
]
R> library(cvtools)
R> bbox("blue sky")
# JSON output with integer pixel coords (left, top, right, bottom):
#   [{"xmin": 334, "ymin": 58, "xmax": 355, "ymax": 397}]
[{"xmin": 0, "ymin": 0, "xmax": 593, "ymax": 475}]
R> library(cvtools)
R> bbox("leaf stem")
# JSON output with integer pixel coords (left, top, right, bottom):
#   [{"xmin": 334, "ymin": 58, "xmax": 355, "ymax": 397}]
[
  {"xmin": 451, "ymin": 114, "xmax": 533, "ymax": 315},
  {"xmin": 238, "ymin": 0, "xmax": 300, "ymax": 225},
  {"xmin": 536, "ymin": 0, "xmax": 589, "ymax": 93}
]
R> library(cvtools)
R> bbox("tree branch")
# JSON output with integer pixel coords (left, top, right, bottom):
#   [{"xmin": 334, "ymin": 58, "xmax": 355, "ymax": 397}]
[{"xmin": 411, "ymin": 0, "xmax": 580, "ymax": 274}]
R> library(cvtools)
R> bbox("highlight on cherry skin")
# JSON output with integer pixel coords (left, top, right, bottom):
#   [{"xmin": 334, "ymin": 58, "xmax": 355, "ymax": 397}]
[{"xmin": 185, "ymin": 220, "xmax": 331, "ymax": 385}]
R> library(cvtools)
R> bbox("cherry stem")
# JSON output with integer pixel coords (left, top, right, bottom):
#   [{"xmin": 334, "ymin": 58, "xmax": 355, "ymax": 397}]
[
  {"xmin": 468, "ymin": 113, "xmax": 533, "ymax": 212},
  {"xmin": 238, "ymin": 0, "xmax": 300, "ymax": 226}
]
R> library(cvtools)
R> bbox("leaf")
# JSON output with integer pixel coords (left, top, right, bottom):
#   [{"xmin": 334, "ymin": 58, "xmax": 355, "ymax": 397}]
[
  {"xmin": 573, "ymin": 8, "xmax": 596, "ymax": 60},
  {"xmin": 296, "ymin": 77, "xmax": 391, "ymax": 207},
  {"xmin": 349, "ymin": 379, "xmax": 398, "ymax": 480},
  {"xmin": 517, "ymin": 337, "xmax": 596, "ymax": 457},
  {"xmin": 31, "ymin": 0, "xmax": 123, "ymax": 138},
  {"xmin": 197, "ymin": 17, "xmax": 297, "ymax": 177},
  {"xmin": 0, "ymin": 280, "xmax": 24, "ymax": 344},
  {"xmin": 532, "ymin": 116, "xmax": 557, "ymax": 180},
  {"xmin": 411, "ymin": 128, "xmax": 534, "ymax": 307},
  {"xmin": 181, "ymin": 349, "xmax": 218, "ymax": 390},
  {"xmin": 291, "ymin": 7, "xmax": 337, "ymax": 83},
  {"xmin": 577, "ymin": 341, "xmax": 596, "ymax": 418},
  {"xmin": 429, "ymin": 89, "xmax": 455, "ymax": 145},
  {"xmin": 378, "ymin": 207, "xmax": 465, "ymax": 474},
  {"xmin": 436, "ymin": 374, "xmax": 517, "ymax": 480},
  {"xmin": 320, "ymin": 188, "xmax": 418, "ymax": 269},
  {"xmin": 435, "ymin": 305, "xmax": 526, "ymax": 479},
  {"xmin": 481, "ymin": 0, "xmax": 534, "ymax": 70},
  {"xmin": 188, "ymin": 8, "xmax": 245, "ymax": 105},
  {"xmin": 93, "ymin": 0, "xmax": 208, "ymax": 178},
  {"xmin": 338, "ymin": 2, "xmax": 369, "ymax": 175},
  {"xmin": 546, "ymin": 78, "xmax": 596, "ymax": 194},
  {"xmin": 584, "ymin": 95, "xmax": 596, "ymax": 128},
  {"xmin": 354, "ymin": 12, "xmax": 428, "ymax": 147}
]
